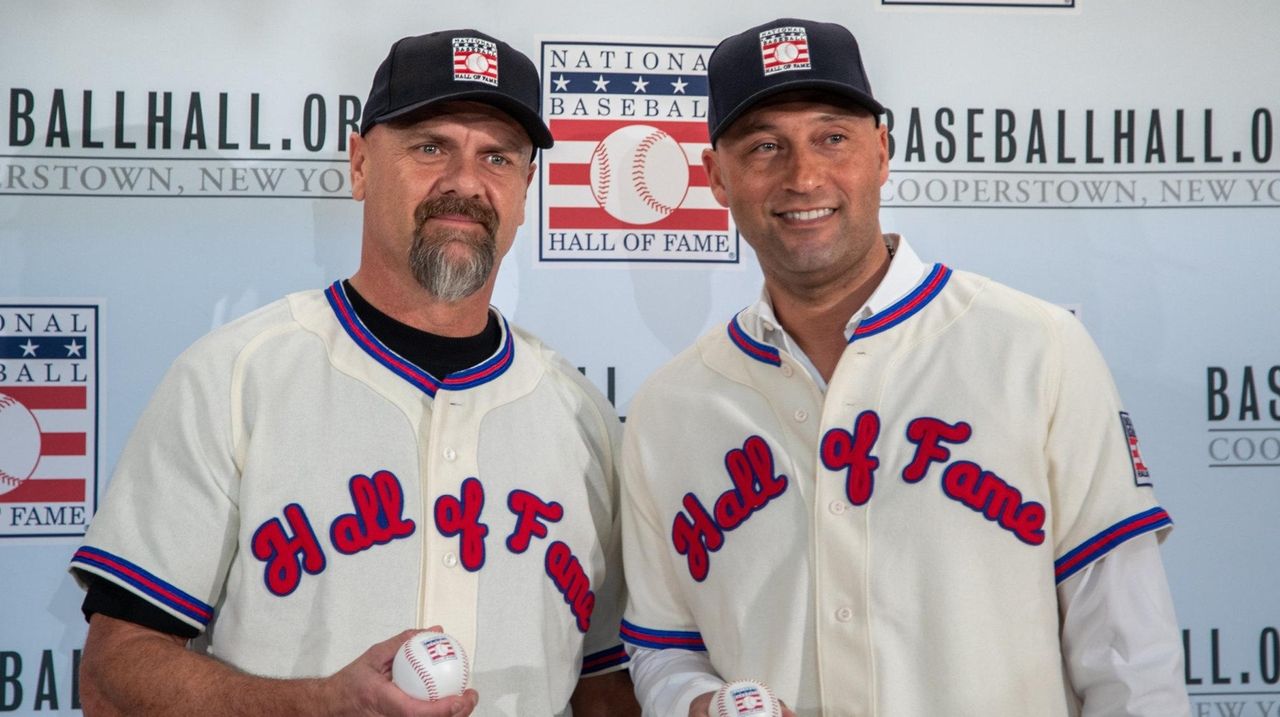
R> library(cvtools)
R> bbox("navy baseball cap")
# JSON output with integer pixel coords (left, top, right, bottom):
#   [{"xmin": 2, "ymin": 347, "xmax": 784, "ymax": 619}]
[
  {"xmin": 361, "ymin": 29, "xmax": 554, "ymax": 149},
  {"xmin": 706, "ymin": 18, "xmax": 885, "ymax": 145}
]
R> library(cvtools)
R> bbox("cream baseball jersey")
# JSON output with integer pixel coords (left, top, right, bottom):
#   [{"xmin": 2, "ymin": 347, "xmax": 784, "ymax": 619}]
[
  {"xmin": 71, "ymin": 283, "xmax": 627, "ymax": 716},
  {"xmin": 620, "ymin": 262, "xmax": 1171, "ymax": 716}
]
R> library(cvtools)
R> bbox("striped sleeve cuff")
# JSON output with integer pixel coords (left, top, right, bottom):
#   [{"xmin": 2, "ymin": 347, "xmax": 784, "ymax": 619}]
[
  {"xmin": 1054, "ymin": 507, "xmax": 1173, "ymax": 584},
  {"xmin": 70, "ymin": 546, "xmax": 214, "ymax": 627},
  {"xmin": 581, "ymin": 645, "xmax": 629, "ymax": 675},
  {"xmin": 620, "ymin": 619, "xmax": 707, "ymax": 651}
]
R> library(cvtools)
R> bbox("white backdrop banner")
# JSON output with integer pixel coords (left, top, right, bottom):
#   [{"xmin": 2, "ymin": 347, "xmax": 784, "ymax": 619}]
[{"xmin": 1, "ymin": 2, "xmax": 1277, "ymax": 713}]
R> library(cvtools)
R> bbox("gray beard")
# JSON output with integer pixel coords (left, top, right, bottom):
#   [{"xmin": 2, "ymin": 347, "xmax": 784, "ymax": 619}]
[{"xmin": 408, "ymin": 228, "xmax": 496, "ymax": 303}]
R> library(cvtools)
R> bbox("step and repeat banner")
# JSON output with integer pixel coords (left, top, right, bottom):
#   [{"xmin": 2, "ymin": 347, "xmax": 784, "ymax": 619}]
[{"xmin": 2, "ymin": 1, "xmax": 1277, "ymax": 713}]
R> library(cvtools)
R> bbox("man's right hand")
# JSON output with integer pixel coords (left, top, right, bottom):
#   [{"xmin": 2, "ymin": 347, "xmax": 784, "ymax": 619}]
[
  {"xmin": 321, "ymin": 628, "xmax": 479, "ymax": 717},
  {"xmin": 79, "ymin": 615, "xmax": 478, "ymax": 716}
]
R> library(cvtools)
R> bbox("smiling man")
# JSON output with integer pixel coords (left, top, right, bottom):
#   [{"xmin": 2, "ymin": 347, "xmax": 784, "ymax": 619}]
[
  {"xmin": 619, "ymin": 18, "xmax": 1191, "ymax": 717},
  {"xmin": 70, "ymin": 29, "xmax": 635, "ymax": 717}
]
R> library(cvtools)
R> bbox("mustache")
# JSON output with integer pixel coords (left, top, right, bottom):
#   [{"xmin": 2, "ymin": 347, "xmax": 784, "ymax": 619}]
[{"xmin": 413, "ymin": 195, "xmax": 498, "ymax": 235}]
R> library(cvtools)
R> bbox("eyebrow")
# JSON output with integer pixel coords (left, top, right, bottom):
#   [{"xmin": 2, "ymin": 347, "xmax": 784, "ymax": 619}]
[
  {"xmin": 732, "ymin": 113, "xmax": 861, "ymax": 137},
  {"xmin": 399, "ymin": 129, "xmax": 528, "ymax": 155}
]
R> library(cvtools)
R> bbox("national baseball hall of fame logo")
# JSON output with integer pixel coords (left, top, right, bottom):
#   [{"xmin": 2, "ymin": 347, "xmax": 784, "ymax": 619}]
[
  {"xmin": 0, "ymin": 302, "xmax": 99, "ymax": 539},
  {"xmin": 538, "ymin": 40, "xmax": 738, "ymax": 263}
]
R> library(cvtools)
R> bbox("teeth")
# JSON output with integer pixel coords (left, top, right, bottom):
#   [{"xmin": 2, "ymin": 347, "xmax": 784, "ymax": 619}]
[{"xmin": 781, "ymin": 208, "xmax": 834, "ymax": 221}]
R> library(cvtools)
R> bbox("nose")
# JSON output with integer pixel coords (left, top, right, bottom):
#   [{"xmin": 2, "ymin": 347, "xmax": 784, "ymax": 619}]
[
  {"xmin": 435, "ymin": 153, "xmax": 485, "ymax": 199},
  {"xmin": 781, "ymin": 144, "xmax": 823, "ymax": 194}
]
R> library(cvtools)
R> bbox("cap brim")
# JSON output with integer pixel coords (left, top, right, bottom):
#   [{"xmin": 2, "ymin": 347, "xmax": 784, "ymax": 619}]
[
  {"xmin": 711, "ymin": 79, "xmax": 885, "ymax": 145},
  {"xmin": 368, "ymin": 89, "xmax": 555, "ymax": 149}
]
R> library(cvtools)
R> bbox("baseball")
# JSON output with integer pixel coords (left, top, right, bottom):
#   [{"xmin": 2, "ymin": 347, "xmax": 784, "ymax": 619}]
[
  {"xmin": 0, "ymin": 393, "xmax": 42, "ymax": 496},
  {"xmin": 774, "ymin": 42, "xmax": 799, "ymax": 64},
  {"xmin": 711, "ymin": 680, "xmax": 783, "ymax": 717},
  {"xmin": 392, "ymin": 631, "xmax": 471, "ymax": 702},
  {"xmin": 589, "ymin": 124, "xmax": 690, "ymax": 225},
  {"xmin": 465, "ymin": 52, "xmax": 490, "ymax": 74}
]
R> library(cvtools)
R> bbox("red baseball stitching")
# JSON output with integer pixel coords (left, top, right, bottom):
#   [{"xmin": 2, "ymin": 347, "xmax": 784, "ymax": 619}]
[
  {"xmin": 590, "ymin": 142, "xmax": 612, "ymax": 208},
  {"xmin": 403, "ymin": 641, "xmax": 440, "ymax": 701},
  {"xmin": 0, "ymin": 395, "xmax": 36, "ymax": 489},
  {"xmin": 632, "ymin": 130, "xmax": 681, "ymax": 216}
]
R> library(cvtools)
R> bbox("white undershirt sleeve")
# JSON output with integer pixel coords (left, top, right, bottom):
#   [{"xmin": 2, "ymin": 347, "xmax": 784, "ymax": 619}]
[
  {"xmin": 627, "ymin": 645, "xmax": 725, "ymax": 717},
  {"xmin": 1058, "ymin": 533, "xmax": 1191, "ymax": 716}
]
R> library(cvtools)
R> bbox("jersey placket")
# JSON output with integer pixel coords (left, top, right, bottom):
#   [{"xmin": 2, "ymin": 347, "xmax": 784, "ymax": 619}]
[
  {"xmin": 736, "ymin": 348, "xmax": 825, "ymax": 707},
  {"xmin": 421, "ymin": 388, "xmax": 482, "ymax": 664}
]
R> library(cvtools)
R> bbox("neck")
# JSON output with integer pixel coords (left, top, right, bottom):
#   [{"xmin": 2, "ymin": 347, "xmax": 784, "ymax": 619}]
[
  {"xmin": 767, "ymin": 236, "xmax": 892, "ymax": 382},
  {"xmin": 347, "ymin": 266, "xmax": 495, "ymax": 338}
]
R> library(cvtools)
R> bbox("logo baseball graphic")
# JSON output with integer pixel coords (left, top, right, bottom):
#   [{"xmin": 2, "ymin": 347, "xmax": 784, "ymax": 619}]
[
  {"xmin": 589, "ymin": 125, "xmax": 691, "ymax": 225},
  {"xmin": 453, "ymin": 37, "xmax": 499, "ymax": 87},
  {"xmin": 712, "ymin": 680, "xmax": 783, "ymax": 717},
  {"xmin": 539, "ymin": 40, "xmax": 738, "ymax": 262},
  {"xmin": 0, "ymin": 393, "xmax": 42, "ymax": 496},
  {"xmin": 392, "ymin": 631, "xmax": 471, "ymax": 701},
  {"xmin": 759, "ymin": 27, "xmax": 811, "ymax": 75},
  {"xmin": 0, "ymin": 303, "xmax": 99, "ymax": 538}
]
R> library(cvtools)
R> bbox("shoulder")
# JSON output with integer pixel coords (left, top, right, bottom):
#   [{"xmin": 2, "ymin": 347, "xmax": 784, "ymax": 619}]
[
  {"xmin": 627, "ymin": 320, "xmax": 744, "ymax": 420},
  {"xmin": 166, "ymin": 290, "xmax": 322, "ymax": 382},
  {"xmin": 944, "ymin": 269, "xmax": 1083, "ymax": 344},
  {"xmin": 507, "ymin": 323, "xmax": 621, "ymax": 442}
]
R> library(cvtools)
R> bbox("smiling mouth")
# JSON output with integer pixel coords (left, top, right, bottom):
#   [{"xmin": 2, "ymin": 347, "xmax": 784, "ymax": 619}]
[{"xmin": 777, "ymin": 208, "xmax": 835, "ymax": 221}]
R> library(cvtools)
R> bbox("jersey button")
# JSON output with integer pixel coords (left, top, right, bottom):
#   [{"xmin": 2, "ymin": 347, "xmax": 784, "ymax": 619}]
[
  {"xmin": 835, "ymin": 607, "xmax": 854, "ymax": 623},
  {"xmin": 443, "ymin": 448, "xmax": 457, "ymax": 461},
  {"xmin": 829, "ymin": 500, "xmax": 847, "ymax": 515},
  {"xmin": 794, "ymin": 409, "xmax": 808, "ymax": 422},
  {"xmin": 781, "ymin": 364, "xmax": 794, "ymax": 378},
  {"xmin": 443, "ymin": 552, "xmax": 459, "ymax": 568}
]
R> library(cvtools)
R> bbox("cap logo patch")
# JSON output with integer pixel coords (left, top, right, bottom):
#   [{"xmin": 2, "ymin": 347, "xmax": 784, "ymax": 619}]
[
  {"xmin": 452, "ymin": 37, "xmax": 499, "ymax": 87},
  {"xmin": 759, "ymin": 26, "xmax": 811, "ymax": 76},
  {"xmin": 1120, "ymin": 411, "xmax": 1153, "ymax": 486}
]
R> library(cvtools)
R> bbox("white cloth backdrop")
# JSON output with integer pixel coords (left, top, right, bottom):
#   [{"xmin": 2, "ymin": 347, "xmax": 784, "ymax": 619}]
[{"xmin": 1, "ymin": 2, "xmax": 1277, "ymax": 713}]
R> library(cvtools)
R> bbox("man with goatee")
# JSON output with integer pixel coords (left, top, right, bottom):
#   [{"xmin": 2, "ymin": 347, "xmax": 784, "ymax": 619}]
[{"xmin": 70, "ymin": 29, "xmax": 635, "ymax": 717}]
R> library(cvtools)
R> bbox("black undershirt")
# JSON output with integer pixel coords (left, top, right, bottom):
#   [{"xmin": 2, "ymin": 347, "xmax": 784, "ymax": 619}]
[{"xmin": 80, "ymin": 280, "xmax": 502, "ymax": 636}]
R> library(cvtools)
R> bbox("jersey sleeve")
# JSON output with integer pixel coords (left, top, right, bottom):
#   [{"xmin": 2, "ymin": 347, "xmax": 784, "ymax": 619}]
[
  {"xmin": 618, "ymin": 400, "xmax": 708, "ymax": 654},
  {"xmin": 1045, "ymin": 312, "xmax": 1172, "ymax": 585},
  {"xmin": 69, "ymin": 339, "xmax": 242, "ymax": 633}
]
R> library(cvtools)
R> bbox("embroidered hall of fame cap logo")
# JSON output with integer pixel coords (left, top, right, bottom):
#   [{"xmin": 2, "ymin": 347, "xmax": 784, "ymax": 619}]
[
  {"xmin": 759, "ymin": 26, "xmax": 811, "ymax": 75},
  {"xmin": 0, "ymin": 301, "xmax": 101, "ymax": 539},
  {"xmin": 453, "ymin": 37, "xmax": 500, "ymax": 87},
  {"xmin": 538, "ymin": 39, "xmax": 738, "ymax": 264}
]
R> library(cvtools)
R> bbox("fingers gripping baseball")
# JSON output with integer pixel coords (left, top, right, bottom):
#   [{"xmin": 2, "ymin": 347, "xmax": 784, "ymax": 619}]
[{"xmin": 327, "ymin": 629, "xmax": 477, "ymax": 716}]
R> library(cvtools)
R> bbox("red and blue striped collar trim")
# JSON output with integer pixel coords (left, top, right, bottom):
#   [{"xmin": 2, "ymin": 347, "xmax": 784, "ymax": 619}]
[
  {"xmin": 1054, "ymin": 506, "xmax": 1172, "ymax": 584},
  {"xmin": 324, "ymin": 281, "xmax": 515, "ymax": 398},
  {"xmin": 849, "ymin": 263, "xmax": 951, "ymax": 344},
  {"xmin": 727, "ymin": 313, "xmax": 782, "ymax": 367}
]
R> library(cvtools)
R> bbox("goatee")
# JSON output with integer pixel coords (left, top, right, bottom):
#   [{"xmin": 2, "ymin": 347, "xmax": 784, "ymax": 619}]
[{"xmin": 408, "ymin": 195, "xmax": 500, "ymax": 303}]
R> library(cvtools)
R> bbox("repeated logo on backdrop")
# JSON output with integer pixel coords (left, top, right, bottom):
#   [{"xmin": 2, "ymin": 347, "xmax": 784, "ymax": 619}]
[
  {"xmin": 537, "ymin": 40, "xmax": 738, "ymax": 263},
  {"xmin": 0, "ymin": 302, "xmax": 99, "ymax": 538}
]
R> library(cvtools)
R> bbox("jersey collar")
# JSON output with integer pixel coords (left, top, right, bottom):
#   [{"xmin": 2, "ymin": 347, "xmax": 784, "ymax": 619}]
[
  {"xmin": 730, "ymin": 236, "xmax": 952, "ymax": 366},
  {"xmin": 324, "ymin": 281, "xmax": 515, "ymax": 397}
]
